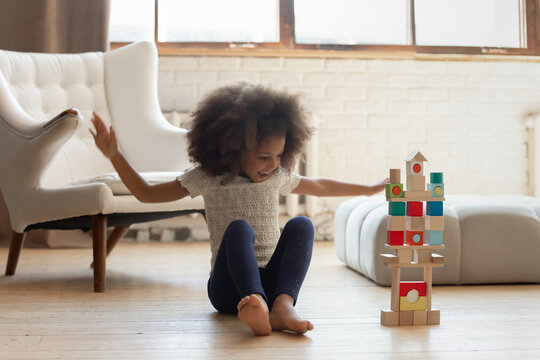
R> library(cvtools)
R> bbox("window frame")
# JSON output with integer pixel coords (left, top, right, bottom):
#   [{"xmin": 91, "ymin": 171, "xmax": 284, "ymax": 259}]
[{"xmin": 110, "ymin": 0, "xmax": 540, "ymax": 58}]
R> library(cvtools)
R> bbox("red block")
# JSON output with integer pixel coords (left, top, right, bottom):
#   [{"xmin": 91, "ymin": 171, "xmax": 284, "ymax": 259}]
[
  {"xmin": 400, "ymin": 281, "xmax": 427, "ymax": 296},
  {"xmin": 387, "ymin": 231, "xmax": 404, "ymax": 245},
  {"xmin": 406, "ymin": 231, "xmax": 424, "ymax": 245},
  {"xmin": 407, "ymin": 201, "xmax": 423, "ymax": 217}
]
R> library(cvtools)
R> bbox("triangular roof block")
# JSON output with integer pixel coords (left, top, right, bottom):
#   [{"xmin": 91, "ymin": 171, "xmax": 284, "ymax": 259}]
[{"xmin": 406, "ymin": 151, "xmax": 428, "ymax": 162}]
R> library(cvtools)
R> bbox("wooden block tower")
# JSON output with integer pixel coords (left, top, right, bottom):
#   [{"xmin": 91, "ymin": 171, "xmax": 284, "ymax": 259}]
[{"xmin": 380, "ymin": 151, "xmax": 445, "ymax": 326}]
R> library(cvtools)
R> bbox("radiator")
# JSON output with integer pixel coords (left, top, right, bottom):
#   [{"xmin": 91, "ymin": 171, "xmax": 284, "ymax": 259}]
[{"xmin": 526, "ymin": 113, "xmax": 540, "ymax": 196}]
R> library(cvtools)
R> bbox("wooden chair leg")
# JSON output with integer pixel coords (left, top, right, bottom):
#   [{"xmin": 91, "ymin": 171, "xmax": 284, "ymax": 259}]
[
  {"xmin": 5, "ymin": 231, "xmax": 26, "ymax": 275},
  {"xmin": 90, "ymin": 226, "xmax": 129, "ymax": 268},
  {"xmin": 92, "ymin": 214, "xmax": 107, "ymax": 293}
]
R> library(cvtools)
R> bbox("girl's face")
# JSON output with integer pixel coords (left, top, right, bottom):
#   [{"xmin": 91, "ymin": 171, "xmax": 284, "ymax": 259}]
[{"xmin": 241, "ymin": 135, "xmax": 286, "ymax": 183}]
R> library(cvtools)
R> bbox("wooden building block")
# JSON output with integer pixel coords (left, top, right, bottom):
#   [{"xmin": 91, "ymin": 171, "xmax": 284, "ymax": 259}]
[
  {"xmin": 406, "ymin": 202, "xmax": 423, "ymax": 217},
  {"xmin": 387, "ymin": 215, "xmax": 406, "ymax": 230},
  {"xmin": 400, "ymin": 296, "xmax": 427, "ymax": 311},
  {"xmin": 389, "ymin": 202, "xmax": 406, "ymax": 216},
  {"xmin": 425, "ymin": 216, "xmax": 444, "ymax": 230},
  {"xmin": 381, "ymin": 310, "xmax": 399, "ymax": 326},
  {"xmin": 390, "ymin": 168, "xmax": 401, "ymax": 184},
  {"xmin": 399, "ymin": 310, "xmax": 414, "ymax": 326},
  {"xmin": 431, "ymin": 253, "xmax": 445, "ymax": 264},
  {"xmin": 428, "ymin": 183, "xmax": 445, "ymax": 197},
  {"xmin": 430, "ymin": 172, "xmax": 443, "ymax": 184},
  {"xmin": 387, "ymin": 231, "xmax": 405, "ymax": 245},
  {"xmin": 404, "ymin": 190, "xmax": 432, "ymax": 199},
  {"xmin": 406, "ymin": 216, "xmax": 425, "ymax": 231},
  {"xmin": 380, "ymin": 253, "xmax": 398, "ymax": 265},
  {"xmin": 413, "ymin": 311, "xmax": 428, "ymax": 325},
  {"xmin": 406, "ymin": 231, "xmax": 424, "ymax": 245},
  {"xmin": 425, "ymin": 230, "xmax": 443, "ymax": 245},
  {"xmin": 406, "ymin": 175, "xmax": 426, "ymax": 190},
  {"xmin": 426, "ymin": 201, "xmax": 443, "ymax": 216},
  {"xmin": 386, "ymin": 183, "xmax": 404, "ymax": 199},
  {"xmin": 415, "ymin": 249, "xmax": 432, "ymax": 264},
  {"xmin": 427, "ymin": 310, "xmax": 440, "ymax": 325},
  {"xmin": 399, "ymin": 281, "xmax": 427, "ymax": 296},
  {"xmin": 390, "ymin": 267, "xmax": 400, "ymax": 311},
  {"xmin": 397, "ymin": 248, "xmax": 412, "ymax": 264}
]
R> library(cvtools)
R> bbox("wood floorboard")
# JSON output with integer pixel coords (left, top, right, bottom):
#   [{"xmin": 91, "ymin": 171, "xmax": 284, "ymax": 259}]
[{"xmin": 1, "ymin": 241, "xmax": 539, "ymax": 359}]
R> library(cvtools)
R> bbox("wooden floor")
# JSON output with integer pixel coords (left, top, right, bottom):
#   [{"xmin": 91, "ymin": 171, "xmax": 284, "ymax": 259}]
[{"xmin": 1, "ymin": 241, "xmax": 540, "ymax": 359}]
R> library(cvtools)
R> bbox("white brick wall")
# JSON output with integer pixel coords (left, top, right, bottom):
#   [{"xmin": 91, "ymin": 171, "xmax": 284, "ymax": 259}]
[{"xmin": 158, "ymin": 56, "xmax": 539, "ymax": 213}]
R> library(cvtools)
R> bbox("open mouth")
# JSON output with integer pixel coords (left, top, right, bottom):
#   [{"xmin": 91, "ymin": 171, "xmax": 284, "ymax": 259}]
[{"xmin": 257, "ymin": 171, "xmax": 270, "ymax": 179}]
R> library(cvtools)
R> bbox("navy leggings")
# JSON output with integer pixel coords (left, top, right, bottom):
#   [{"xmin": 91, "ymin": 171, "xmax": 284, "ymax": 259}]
[{"xmin": 207, "ymin": 216, "xmax": 314, "ymax": 314}]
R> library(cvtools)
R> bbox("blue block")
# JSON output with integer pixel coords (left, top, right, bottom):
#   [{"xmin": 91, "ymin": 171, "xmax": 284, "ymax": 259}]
[
  {"xmin": 426, "ymin": 201, "xmax": 443, "ymax": 216},
  {"xmin": 426, "ymin": 230, "xmax": 443, "ymax": 245},
  {"xmin": 427, "ymin": 183, "xmax": 445, "ymax": 197}
]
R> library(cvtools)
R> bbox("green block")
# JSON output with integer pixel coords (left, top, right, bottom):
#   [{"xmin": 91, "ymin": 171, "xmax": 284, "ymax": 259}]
[
  {"xmin": 388, "ymin": 202, "xmax": 406, "ymax": 216},
  {"xmin": 430, "ymin": 172, "xmax": 444, "ymax": 183},
  {"xmin": 385, "ymin": 183, "xmax": 404, "ymax": 198}
]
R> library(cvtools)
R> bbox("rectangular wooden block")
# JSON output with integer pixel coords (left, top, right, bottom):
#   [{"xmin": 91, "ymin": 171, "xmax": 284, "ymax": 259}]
[
  {"xmin": 404, "ymin": 190, "xmax": 431, "ymax": 199},
  {"xmin": 427, "ymin": 310, "xmax": 440, "ymax": 325},
  {"xmin": 387, "ymin": 231, "xmax": 405, "ymax": 245},
  {"xmin": 413, "ymin": 311, "xmax": 428, "ymax": 325},
  {"xmin": 380, "ymin": 253, "xmax": 399, "ymax": 265},
  {"xmin": 389, "ymin": 202, "xmax": 406, "ymax": 216},
  {"xmin": 400, "ymin": 296, "xmax": 427, "ymax": 311},
  {"xmin": 399, "ymin": 281, "xmax": 427, "ymax": 296},
  {"xmin": 390, "ymin": 169, "xmax": 401, "ymax": 184},
  {"xmin": 397, "ymin": 248, "xmax": 412, "ymax": 264},
  {"xmin": 431, "ymin": 253, "xmax": 445, "ymax": 264},
  {"xmin": 381, "ymin": 310, "xmax": 399, "ymax": 326},
  {"xmin": 427, "ymin": 183, "xmax": 445, "ymax": 197},
  {"xmin": 426, "ymin": 230, "xmax": 443, "ymax": 245},
  {"xmin": 386, "ymin": 183, "xmax": 404, "ymax": 199},
  {"xmin": 387, "ymin": 215, "xmax": 406, "ymax": 230},
  {"xmin": 399, "ymin": 310, "xmax": 414, "ymax": 326},
  {"xmin": 406, "ymin": 230, "xmax": 424, "ymax": 245},
  {"xmin": 406, "ymin": 201, "xmax": 423, "ymax": 217},
  {"xmin": 426, "ymin": 201, "xmax": 443, "ymax": 216},
  {"xmin": 425, "ymin": 216, "xmax": 444, "ymax": 230},
  {"xmin": 406, "ymin": 216, "xmax": 425, "ymax": 231},
  {"xmin": 415, "ymin": 249, "xmax": 432, "ymax": 264},
  {"xmin": 406, "ymin": 175, "xmax": 425, "ymax": 190}
]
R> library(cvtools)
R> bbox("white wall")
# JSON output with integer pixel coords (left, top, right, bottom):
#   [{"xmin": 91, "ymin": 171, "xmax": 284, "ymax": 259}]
[{"xmin": 157, "ymin": 55, "xmax": 540, "ymax": 213}]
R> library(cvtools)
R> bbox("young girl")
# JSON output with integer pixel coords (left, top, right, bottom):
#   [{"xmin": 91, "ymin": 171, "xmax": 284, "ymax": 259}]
[{"xmin": 90, "ymin": 82, "xmax": 387, "ymax": 336}]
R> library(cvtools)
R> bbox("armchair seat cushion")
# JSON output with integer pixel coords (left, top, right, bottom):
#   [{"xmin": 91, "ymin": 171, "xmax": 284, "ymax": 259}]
[{"xmin": 71, "ymin": 171, "xmax": 182, "ymax": 195}]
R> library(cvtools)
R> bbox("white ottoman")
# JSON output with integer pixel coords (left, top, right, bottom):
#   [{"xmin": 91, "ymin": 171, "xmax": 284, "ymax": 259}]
[{"xmin": 334, "ymin": 195, "xmax": 540, "ymax": 285}]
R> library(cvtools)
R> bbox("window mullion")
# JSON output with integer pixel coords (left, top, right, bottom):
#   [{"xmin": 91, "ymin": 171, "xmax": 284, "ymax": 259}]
[{"xmin": 279, "ymin": 0, "xmax": 295, "ymax": 49}]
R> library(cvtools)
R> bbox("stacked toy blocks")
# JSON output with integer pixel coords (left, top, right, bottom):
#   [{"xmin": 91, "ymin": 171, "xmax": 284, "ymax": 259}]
[{"xmin": 380, "ymin": 151, "xmax": 445, "ymax": 326}]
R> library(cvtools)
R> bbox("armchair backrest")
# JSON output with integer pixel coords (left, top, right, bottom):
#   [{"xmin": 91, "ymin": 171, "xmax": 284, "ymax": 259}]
[
  {"xmin": 0, "ymin": 41, "xmax": 190, "ymax": 188},
  {"xmin": 0, "ymin": 48, "xmax": 114, "ymax": 186}
]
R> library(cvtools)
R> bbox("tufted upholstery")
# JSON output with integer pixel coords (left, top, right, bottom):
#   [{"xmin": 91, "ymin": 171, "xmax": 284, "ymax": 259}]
[
  {"xmin": 334, "ymin": 195, "xmax": 540, "ymax": 286},
  {"xmin": 0, "ymin": 42, "xmax": 204, "ymax": 291}
]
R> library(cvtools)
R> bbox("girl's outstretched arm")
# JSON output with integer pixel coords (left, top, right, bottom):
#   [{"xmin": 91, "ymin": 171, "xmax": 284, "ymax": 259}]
[
  {"xmin": 291, "ymin": 176, "xmax": 388, "ymax": 197},
  {"xmin": 89, "ymin": 112, "xmax": 189, "ymax": 203}
]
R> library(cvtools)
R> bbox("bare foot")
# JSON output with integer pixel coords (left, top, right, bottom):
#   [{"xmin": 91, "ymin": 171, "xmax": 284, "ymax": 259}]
[
  {"xmin": 269, "ymin": 294, "xmax": 314, "ymax": 335},
  {"xmin": 237, "ymin": 294, "xmax": 271, "ymax": 336}
]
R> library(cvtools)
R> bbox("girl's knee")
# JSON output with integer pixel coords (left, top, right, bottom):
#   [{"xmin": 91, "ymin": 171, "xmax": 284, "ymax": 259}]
[
  {"xmin": 223, "ymin": 219, "xmax": 254, "ymax": 240},
  {"xmin": 285, "ymin": 216, "xmax": 314, "ymax": 237}
]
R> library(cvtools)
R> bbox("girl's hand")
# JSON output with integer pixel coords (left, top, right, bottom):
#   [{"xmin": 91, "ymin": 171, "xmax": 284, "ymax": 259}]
[
  {"xmin": 369, "ymin": 177, "xmax": 389, "ymax": 195},
  {"xmin": 89, "ymin": 111, "xmax": 119, "ymax": 159}
]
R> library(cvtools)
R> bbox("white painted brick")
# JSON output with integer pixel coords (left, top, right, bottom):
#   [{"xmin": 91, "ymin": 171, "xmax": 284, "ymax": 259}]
[
  {"xmin": 406, "ymin": 60, "xmax": 446, "ymax": 73},
  {"xmin": 158, "ymin": 70, "xmax": 175, "ymax": 84},
  {"xmin": 304, "ymin": 98, "xmax": 343, "ymax": 114},
  {"xmin": 386, "ymin": 73, "xmax": 425, "ymax": 87},
  {"xmin": 175, "ymin": 70, "xmax": 218, "ymax": 83},
  {"xmin": 326, "ymin": 86, "xmax": 366, "ymax": 100},
  {"xmin": 283, "ymin": 58, "xmax": 325, "ymax": 71},
  {"xmin": 303, "ymin": 72, "xmax": 344, "ymax": 85},
  {"xmin": 367, "ymin": 60, "xmax": 408, "ymax": 73},
  {"xmin": 325, "ymin": 59, "xmax": 367, "ymax": 72},
  {"xmin": 387, "ymin": 101, "xmax": 425, "ymax": 115},
  {"xmin": 284, "ymin": 85, "xmax": 326, "ymax": 99},
  {"xmin": 260, "ymin": 71, "xmax": 303, "ymax": 85},
  {"xmin": 367, "ymin": 114, "xmax": 407, "ymax": 128},
  {"xmin": 344, "ymin": 101, "xmax": 386, "ymax": 115},
  {"xmin": 158, "ymin": 56, "xmax": 198, "ymax": 69},
  {"xmin": 425, "ymin": 73, "xmax": 465, "ymax": 87},
  {"xmin": 408, "ymin": 88, "xmax": 447, "ymax": 101},
  {"xmin": 344, "ymin": 73, "xmax": 386, "ymax": 86},
  {"xmin": 367, "ymin": 87, "xmax": 406, "ymax": 101},
  {"xmin": 241, "ymin": 57, "xmax": 282, "ymax": 70},
  {"xmin": 198, "ymin": 57, "xmax": 241, "ymax": 69},
  {"xmin": 217, "ymin": 71, "xmax": 260, "ymax": 83}
]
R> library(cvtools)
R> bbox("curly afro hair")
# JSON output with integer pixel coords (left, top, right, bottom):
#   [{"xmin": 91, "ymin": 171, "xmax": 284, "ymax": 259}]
[{"xmin": 187, "ymin": 82, "xmax": 314, "ymax": 176}]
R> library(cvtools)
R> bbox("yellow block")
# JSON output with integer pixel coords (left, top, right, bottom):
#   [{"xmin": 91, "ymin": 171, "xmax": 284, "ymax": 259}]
[{"xmin": 400, "ymin": 295, "xmax": 427, "ymax": 311}]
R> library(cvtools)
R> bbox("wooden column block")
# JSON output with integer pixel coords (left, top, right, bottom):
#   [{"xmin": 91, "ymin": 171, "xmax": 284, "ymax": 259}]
[
  {"xmin": 381, "ymin": 310, "xmax": 399, "ymax": 326},
  {"xmin": 423, "ymin": 266, "xmax": 433, "ymax": 311},
  {"xmin": 390, "ymin": 169, "xmax": 401, "ymax": 184},
  {"xmin": 399, "ymin": 311, "xmax": 414, "ymax": 326},
  {"xmin": 413, "ymin": 311, "xmax": 428, "ymax": 325},
  {"xmin": 427, "ymin": 310, "xmax": 440, "ymax": 325},
  {"xmin": 390, "ymin": 267, "xmax": 400, "ymax": 311},
  {"xmin": 397, "ymin": 248, "xmax": 412, "ymax": 264}
]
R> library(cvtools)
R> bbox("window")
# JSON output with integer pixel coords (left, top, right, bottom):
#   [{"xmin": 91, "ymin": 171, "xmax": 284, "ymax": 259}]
[{"xmin": 109, "ymin": 0, "xmax": 540, "ymax": 56}]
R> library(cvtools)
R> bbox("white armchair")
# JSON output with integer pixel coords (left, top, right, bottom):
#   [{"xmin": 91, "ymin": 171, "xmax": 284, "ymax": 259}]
[{"xmin": 0, "ymin": 41, "xmax": 204, "ymax": 292}]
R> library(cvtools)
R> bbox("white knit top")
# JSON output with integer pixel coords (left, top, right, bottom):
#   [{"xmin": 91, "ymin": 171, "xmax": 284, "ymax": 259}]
[{"xmin": 177, "ymin": 166, "xmax": 301, "ymax": 272}]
